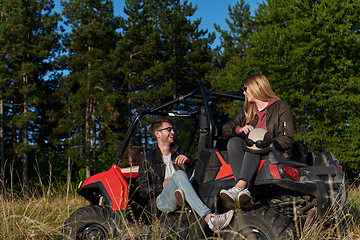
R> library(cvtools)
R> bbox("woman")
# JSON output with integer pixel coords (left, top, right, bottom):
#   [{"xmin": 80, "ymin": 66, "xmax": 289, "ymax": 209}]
[{"xmin": 220, "ymin": 73, "xmax": 295, "ymax": 206}]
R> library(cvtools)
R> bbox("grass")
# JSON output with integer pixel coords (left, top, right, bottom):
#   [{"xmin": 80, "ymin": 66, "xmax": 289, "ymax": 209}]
[
  {"xmin": 299, "ymin": 182, "xmax": 360, "ymax": 240},
  {"xmin": 0, "ymin": 182, "xmax": 359, "ymax": 240},
  {"xmin": 0, "ymin": 190, "xmax": 87, "ymax": 240}
]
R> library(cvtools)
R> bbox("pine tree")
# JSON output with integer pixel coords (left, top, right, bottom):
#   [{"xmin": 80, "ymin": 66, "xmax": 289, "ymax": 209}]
[
  {"xmin": 0, "ymin": 0, "xmax": 61, "ymax": 196},
  {"xmin": 58, "ymin": 0, "xmax": 121, "ymax": 177},
  {"xmin": 117, "ymin": 0, "xmax": 215, "ymax": 117},
  {"xmin": 214, "ymin": 0, "xmax": 253, "ymax": 68},
  {"xmin": 209, "ymin": 0, "xmax": 254, "ymax": 95},
  {"xmin": 205, "ymin": 0, "xmax": 254, "ymax": 121}
]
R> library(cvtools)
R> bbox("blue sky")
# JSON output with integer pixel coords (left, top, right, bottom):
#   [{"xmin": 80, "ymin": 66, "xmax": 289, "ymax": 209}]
[{"xmin": 54, "ymin": 0, "xmax": 261, "ymax": 48}]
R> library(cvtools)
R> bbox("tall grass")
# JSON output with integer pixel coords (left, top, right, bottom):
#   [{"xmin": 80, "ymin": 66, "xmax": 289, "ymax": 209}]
[
  {"xmin": 0, "ymin": 183, "xmax": 359, "ymax": 239},
  {"xmin": 0, "ymin": 190, "xmax": 87, "ymax": 240},
  {"xmin": 299, "ymin": 182, "xmax": 360, "ymax": 240}
]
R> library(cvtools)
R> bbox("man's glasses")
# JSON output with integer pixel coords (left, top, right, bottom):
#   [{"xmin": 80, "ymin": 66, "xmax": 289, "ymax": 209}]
[
  {"xmin": 245, "ymin": 139, "xmax": 271, "ymax": 149},
  {"xmin": 157, "ymin": 127, "xmax": 176, "ymax": 132}
]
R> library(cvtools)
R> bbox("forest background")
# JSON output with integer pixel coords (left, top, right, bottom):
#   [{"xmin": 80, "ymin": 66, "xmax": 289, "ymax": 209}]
[{"xmin": 0, "ymin": 0, "xmax": 359, "ymax": 199}]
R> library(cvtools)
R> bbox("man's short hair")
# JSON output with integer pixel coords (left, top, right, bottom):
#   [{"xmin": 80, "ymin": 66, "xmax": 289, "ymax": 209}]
[{"xmin": 149, "ymin": 118, "xmax": 173, "ymax": 137}]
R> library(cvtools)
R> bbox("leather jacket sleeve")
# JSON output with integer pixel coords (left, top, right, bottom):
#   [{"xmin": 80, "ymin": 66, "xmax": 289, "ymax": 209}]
[
  {"xmin": 269, "ymin": 101, "xmax": 295, "ymax": 150},
  {"xmin": 222, "ymin": 108, "xmax": 247, "ymax": 139},
  {"xmin": 138, "ymin": 150, "xmax": 163, "ymax": 198}
]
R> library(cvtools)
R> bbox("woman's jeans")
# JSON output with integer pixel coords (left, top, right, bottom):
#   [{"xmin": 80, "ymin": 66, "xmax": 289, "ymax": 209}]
[
  {"xmin": 156, "ymin": 170, "xmax": 211, "ymax": 219},
  {"xmin": 227, "ymin": 137, "xmax": 261, "ymax": 183}
]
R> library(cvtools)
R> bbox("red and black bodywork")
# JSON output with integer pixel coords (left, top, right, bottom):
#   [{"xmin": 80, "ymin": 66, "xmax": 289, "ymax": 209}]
[{"xmin": 77, "ymin": 164, "xmax": 139, "ymax": 211}]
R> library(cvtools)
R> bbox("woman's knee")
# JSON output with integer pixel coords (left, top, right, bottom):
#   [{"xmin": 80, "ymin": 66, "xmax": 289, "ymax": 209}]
[{"xmin": 227, "ymin": 137, "xmax": 244, "ymax": 150}]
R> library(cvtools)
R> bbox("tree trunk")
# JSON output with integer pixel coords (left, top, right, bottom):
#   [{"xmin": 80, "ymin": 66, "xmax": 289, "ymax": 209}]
[
  {"xmin": 22, "ymin": 74, "xmax": 29, "ymax": 199},
  {"xmin": 10, "ymin": 125, "xmax": 16, "ymax": 192},
  {"xmin": 0, "ymin": 91, "xmax": 5, "ymax": 179},
  {"xmin": 85, "ymin": 98, "xmax": 92, "ymax": 178},
  {"xmin": 22, "ymin": 103, "xmax": 29, "ymax": 199},
  {"xmin": 66, "ymin": 155, "xmax": 71, "ymax": 202}
]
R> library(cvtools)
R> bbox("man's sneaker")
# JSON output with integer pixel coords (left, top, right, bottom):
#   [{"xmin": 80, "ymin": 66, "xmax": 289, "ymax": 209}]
[
  {"xmin": 174, "ymin": 189, "xmax": 185, "ymax": 207},
  {"xmin": 208, "ymin": 210, "xmax": 234, "ymax": 233}
]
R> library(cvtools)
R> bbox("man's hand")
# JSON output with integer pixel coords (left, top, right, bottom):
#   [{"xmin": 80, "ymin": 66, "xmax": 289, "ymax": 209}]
[
  {"xmin": 174, "ymin": 154, "xmax": 190, "ymax": 165},
  {"xmin": 163, "ymin": 177, "xmax": 171, "ymax": 187}
]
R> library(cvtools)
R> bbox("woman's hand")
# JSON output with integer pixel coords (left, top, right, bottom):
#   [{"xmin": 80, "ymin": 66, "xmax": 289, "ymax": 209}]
[{"xmin": 239, "ymin": 125, "xmax": 254, "ymax": 134}]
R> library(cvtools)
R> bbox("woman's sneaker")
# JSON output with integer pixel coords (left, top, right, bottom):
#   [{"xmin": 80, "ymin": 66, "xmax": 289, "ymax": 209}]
[
  {"xmin": 220, "ymin": 187, "xmax": 242, "ymax": 203},
  {"xmin": 237, "ymin": 188, "xmax": 252, "ymax": 206},
  {"xmin": 220, "ymin": 187, "xmax": 254, "ymax": 208}
]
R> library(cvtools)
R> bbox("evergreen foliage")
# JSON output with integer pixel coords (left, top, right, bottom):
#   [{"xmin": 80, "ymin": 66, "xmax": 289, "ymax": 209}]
[
  {"xmin": 0, "ymin": 0, "xmax": 359, "ymax": 195},
  {"xmin": 248, "ymin": 0, "xmax": 360, "ymax": 170},
  {"xmin": 208, "ymin": 0, "xmax": 254, "ymax": 119},
  {"xmin": 214, "ymin": 0, "xmax": 360, "ymax": 170},
  {"xmin": 0, "ymin": 0, "xmax": 61, "ymax": 196},
  {"xmin": 117, "ymin": 0, "xmax": 215, "ymax": 116},
  {"xmin": 56, "ymin": 0, "xmax": 122, "ymax": 177}
]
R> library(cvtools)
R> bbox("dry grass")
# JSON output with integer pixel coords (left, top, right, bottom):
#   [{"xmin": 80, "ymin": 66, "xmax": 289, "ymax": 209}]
[
  {"xmin": 0, "ymin": 183, "xmax": 359, "ymax": 240},
  {"xmin": 0, "ymin": 191, "xmax": 87, "ymax": 240},
  {"xmin": 299, "ymin": 183, "xmax": 360, "ymax": 240}
]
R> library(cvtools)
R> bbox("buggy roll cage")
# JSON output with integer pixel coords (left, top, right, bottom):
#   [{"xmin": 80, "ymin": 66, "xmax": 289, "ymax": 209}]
[{"xmin": 114, "ymin": 80, "xmax": 245, "ymax": 167}]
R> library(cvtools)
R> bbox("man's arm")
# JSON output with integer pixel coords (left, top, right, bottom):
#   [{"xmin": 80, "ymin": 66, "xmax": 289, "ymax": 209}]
[
  {"xmin": 138, "ymin": 155, "xmax": 163, "ymax": 198},
  {"xmin": 174, "ymin": 154, "xmax": 190, "ymax": 165}
]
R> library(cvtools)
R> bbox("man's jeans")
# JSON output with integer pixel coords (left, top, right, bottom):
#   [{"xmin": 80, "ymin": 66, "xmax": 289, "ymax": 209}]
[{"xmin": 156, "ymin": 170, "xmax": 211, "ymax": 219}]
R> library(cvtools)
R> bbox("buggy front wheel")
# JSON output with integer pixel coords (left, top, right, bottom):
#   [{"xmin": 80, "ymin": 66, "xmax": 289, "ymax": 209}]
[{"xmin": 63, "ymin": 205, "xmax": 116, "ymax": 240}]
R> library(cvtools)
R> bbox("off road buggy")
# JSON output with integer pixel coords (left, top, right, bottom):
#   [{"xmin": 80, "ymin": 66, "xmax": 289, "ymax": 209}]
[{"xmin": 63, "ymin": 81, "xmax": 347, "ymax": 239}]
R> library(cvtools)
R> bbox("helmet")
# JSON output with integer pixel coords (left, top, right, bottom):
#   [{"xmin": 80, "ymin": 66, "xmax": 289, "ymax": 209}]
[{"xmin": 244, "ymin": 128, "xmax": 274, "ymax": 154}]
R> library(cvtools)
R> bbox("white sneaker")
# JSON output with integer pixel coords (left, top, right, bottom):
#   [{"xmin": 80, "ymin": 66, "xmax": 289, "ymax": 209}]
[
  {"xmin": 220, "ymin": 187, "xmax": 253, "ymax": 208},
  {"xmin": 243, "ymin": 197, "xmax": 255, "ymax": 209},
  {"xmin": 237, "ymin": 188, "xmax": 252, "ymax": 206},
  {"xmin": 208, "ymin": 210, "xmax": 234, "ymax": 233},
  {"xmin": 220, "ymin": 187, "xmax": 242, "ymax": 202}
]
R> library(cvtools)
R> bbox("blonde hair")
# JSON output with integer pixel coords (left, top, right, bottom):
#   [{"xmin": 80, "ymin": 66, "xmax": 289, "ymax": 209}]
[{"xmin": 243, "ymin": 74, "xmax": 279, "ymax": 124}]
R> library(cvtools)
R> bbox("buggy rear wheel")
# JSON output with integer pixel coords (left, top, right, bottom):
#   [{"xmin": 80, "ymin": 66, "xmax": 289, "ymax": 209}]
[{"xmin": 221, "ymin": 205, "xmax": 297, "ymax": 240}]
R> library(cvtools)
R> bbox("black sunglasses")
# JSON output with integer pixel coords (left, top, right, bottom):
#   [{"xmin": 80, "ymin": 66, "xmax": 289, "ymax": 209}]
[
  {"xmin": 157, "ymin": 127, "xmax": 176, "ymax": 132},
  {"xmin": 245, "ymin": 139, "xmax": 271, "ymax": 149},
  {"xmin": 244, "ymin": 86, "xmax": 247, "ymax": 92}
]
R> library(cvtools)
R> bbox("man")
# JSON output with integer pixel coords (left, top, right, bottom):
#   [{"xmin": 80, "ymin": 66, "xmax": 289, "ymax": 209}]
[{"xmin": 138, "ymin": 118, "xmax": 234, "ymax": 233}]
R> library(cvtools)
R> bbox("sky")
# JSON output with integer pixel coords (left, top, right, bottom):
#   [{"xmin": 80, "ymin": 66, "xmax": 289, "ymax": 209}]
[{"xmin": 54, "ymin": 0, "xmax": 261, "ymax": 48}]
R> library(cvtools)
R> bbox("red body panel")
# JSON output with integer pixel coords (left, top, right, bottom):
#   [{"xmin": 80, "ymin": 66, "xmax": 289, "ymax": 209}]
[
  {"xmin": 80, "ymin": 164, "xmax": 129, "ymax": 211},
  {"xmin": 269, "ymin": 165, "xmax": 281, "ymax": 179},
  {"xmin": 255, "ymin": 160, "xmax": 266, "ymax": 174},
  {"xmin": 215, "ymin": 151, "xmax": 234, "ymax": 180},
  {"xmin": 121, "ymin": 165, "xmax": 139, "ymax": 178}
]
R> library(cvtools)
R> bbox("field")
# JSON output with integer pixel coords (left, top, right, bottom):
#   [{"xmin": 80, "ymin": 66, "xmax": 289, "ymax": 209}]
[{"xmin": 0, "ymin": 182, "xmax": 359, "ymax": 240}]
